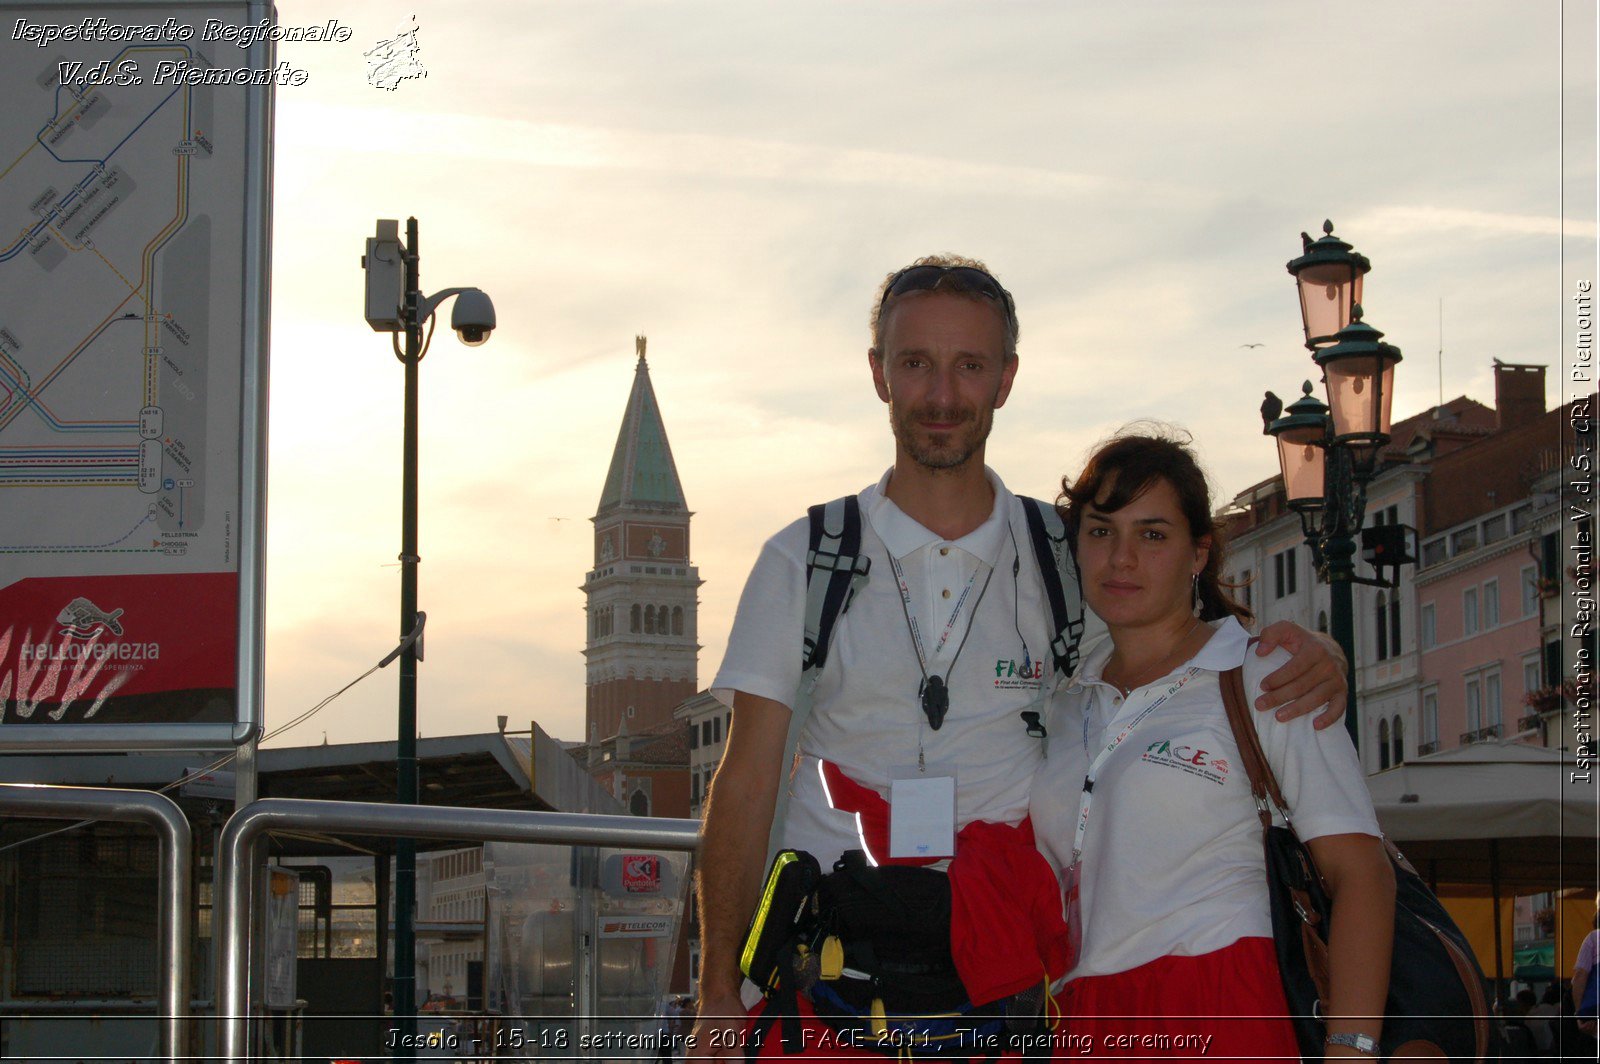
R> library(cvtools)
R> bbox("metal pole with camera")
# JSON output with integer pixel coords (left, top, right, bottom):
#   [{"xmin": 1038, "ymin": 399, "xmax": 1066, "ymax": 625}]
[{"xmin": 363, "ymin": 218, "xmax": 495, "ymax": 1057}]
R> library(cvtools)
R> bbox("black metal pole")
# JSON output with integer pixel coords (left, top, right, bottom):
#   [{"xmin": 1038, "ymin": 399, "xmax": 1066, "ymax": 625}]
[
  {"xmin": 394, "ymin": 215, "xmax": 422, "ymax": 1056},
  {"xmin": 1489, "ymin": 839, "xmax": 1504, "ymax": 1006},
  {"xmin": 1325, "ymin": 537, "xmax": 1361, "ymax": 750},
  {"xmin": 1322, "ymin": 445, "xmax": 1363, "ymax": 751}
]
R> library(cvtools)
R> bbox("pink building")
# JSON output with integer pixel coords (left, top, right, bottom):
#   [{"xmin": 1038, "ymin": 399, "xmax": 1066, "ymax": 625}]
[
  {"xmin": 1414, "ymin": 366, "xmax": 1583, "ymax": 756},
  {"xmin": 1414, "ymin": 504, "xmax": 1553, "ymax": 752},
  {"xmin": 1223, "ymin": 362, "xmax": 1589, "ymax": 770}
]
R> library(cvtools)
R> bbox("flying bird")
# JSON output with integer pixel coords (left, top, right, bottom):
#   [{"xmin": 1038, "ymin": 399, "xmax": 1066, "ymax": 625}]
[{"xmin": 1240, "ymin": 342, "xmax": 1265, "ymax": 349}]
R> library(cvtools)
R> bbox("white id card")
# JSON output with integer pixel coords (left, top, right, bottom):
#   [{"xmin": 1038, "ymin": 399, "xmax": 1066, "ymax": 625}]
[{"xmin": 888, "ymin": 774, "xmax": 956, "ymax": 858}]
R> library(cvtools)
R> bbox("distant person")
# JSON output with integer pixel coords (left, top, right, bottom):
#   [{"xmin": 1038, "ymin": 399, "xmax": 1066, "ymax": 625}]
[
  {"xmin": 1573, "ymin": 893, "xmax": 1599, "ymax": 1033},
  {"xmin": 1501, "ymin": 990, "xmax": 1537, "ymax": 1063},
  {"xmin": 658, "ymin": 996, "xmax": 681, "ymax": 1064},
  {"xmin": 1525, "ymin": 985, "xmax": 1559, "ymax": 1053}
]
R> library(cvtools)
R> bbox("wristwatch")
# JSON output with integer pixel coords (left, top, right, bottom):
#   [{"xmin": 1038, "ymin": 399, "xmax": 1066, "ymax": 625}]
[{"xmin": 1325, "ymin": 1032, "xmax": 1380, "ymax": 1057}]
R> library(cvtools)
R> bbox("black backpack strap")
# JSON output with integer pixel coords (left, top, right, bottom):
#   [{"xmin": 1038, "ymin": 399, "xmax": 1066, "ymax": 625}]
[
  {"xmin": 768, "ymin": 497, "xmax": 871, "ymax": 863},
  {"xmin": 1018, "ymin": 496, "xmax": 1085, "ymax": 679},
  {"xmin": 802, "ymin": 496, "xmax": 871, "ymax": 674},
  {"xmin": 745, "ymin": 985, "xmax": 806, "ymax": 1059}
]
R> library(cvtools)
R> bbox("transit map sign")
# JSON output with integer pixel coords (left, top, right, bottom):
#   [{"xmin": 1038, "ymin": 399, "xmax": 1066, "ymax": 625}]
[{"xmin": 0, "ymin": 1, "xmax": 272, "ymax": 749}]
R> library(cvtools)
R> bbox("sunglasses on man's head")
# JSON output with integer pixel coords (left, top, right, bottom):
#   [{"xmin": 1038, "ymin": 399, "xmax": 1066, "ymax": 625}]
[{"xmin": 878, "ymin": 265, "xmax": 1016, "ymax": 326}]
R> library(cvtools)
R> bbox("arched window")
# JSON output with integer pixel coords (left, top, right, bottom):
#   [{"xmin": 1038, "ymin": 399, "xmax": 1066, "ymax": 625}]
[
  {"xmin": 1392, "ymin": 715, "xmax": 1404, "ymax": 766},
  {"xmin": 630, "ymin": 790, "xmax": 650, "ymax": 817},
  {"xmin": 644, "ymin": 605, "xmax": 656, "ymax": 634},
  {"xmin": 630, "ymin": 604, "xmax": 641, "ymax": 633},
  {"xmin": 1389, "ymin": 595, "xmax": 1402, "ymax": 656},
  {"xmin": 1378, "ymin": 718, "xmax": 1391, "ymax": 770},
  {"xmin": 672, "ymin": 606, "xmax": 683, "ymax": 635}
]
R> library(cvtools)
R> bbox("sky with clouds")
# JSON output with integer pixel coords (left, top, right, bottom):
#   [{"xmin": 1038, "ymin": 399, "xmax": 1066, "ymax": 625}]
[{"xmin": 258, "ymin": 0, "xmax": 1596, "ymax": 748}]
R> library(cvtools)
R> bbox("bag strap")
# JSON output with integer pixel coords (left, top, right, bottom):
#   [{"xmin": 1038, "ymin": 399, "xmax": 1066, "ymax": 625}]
[
  {"xmin": 803, "ymin": 496, "xmax": 872, "ymax": 674},
  {"xmin": 1017, "ymin": 496, "xmax": 1086, "ymax": 679},
  {"xmin": 767, "ymin": 497, "xmax": 871, "ymax": 862},
  {"xmin": 1218, "ymin": 661, "xmax": 1295, "ymax": 832}
]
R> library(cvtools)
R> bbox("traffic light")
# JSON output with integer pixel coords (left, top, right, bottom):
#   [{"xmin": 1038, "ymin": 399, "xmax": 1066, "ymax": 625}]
[{"xmin": 1361, "ymin": 523, "xmax": 1417, "ymax": 586}]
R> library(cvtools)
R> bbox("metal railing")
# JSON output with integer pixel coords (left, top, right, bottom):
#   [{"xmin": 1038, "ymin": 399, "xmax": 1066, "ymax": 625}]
[
  {"xmin": 1460, "ymin": 723, "xmax": 1504, "ymax": 744},
  {"xmin": 0, "ymin": 783, "xmax": 191, "ymax": 1063},
  {"xmin": 215, "ymin": 798, "xmax": 700, "ymax": 1061}
]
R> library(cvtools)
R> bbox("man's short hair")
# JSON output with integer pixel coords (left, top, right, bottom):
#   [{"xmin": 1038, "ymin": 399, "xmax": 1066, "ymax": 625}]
[{"xmin": 869, "ymin": 253, "xmax": 1020, "ymax": 361}]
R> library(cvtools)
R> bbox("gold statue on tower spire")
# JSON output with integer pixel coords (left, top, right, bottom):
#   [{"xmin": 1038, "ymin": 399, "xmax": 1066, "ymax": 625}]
[{"xmin": 636, "ymin": 334, "xmax": 647, "ymax": 362}]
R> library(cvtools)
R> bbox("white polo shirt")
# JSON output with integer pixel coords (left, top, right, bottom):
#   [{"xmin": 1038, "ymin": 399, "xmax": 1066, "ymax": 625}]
[
  {"xmin": 1028, "ymin": 617, "xmax": 1379, "ymax": 980},
  {"xmin": 713, "ymin": 468, "xmax": 1064, "ymax": 872}
]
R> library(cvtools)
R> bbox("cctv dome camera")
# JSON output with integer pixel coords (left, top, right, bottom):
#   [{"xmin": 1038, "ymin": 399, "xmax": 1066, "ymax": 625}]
[{"xmin": 451, "ymin": 289, "xmax": 496, "ymax": 347}]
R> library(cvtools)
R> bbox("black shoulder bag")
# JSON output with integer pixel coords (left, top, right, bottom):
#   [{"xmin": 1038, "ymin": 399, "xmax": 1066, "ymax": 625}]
[{"xmin": 1218, "ymin": 666, "xmax": 1493, "ymax": 1063}]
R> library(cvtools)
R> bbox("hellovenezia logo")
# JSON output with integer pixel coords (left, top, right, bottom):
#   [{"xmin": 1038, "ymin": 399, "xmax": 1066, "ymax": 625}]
[{"xmin": 0, "ymin": 574, "xmax": 236, "ymax": 724}]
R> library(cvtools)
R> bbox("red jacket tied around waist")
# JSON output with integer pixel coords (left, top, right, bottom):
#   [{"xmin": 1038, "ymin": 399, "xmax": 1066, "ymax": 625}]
[{"xmin": 819, "ymin": 760, "xmax": 1070, "ymax": 1005}]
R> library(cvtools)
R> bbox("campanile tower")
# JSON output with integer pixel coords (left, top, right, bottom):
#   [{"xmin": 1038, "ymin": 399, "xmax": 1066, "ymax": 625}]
[{"xmin": 583, "ymin": 337, "xmax": 701, "ymax": 745}]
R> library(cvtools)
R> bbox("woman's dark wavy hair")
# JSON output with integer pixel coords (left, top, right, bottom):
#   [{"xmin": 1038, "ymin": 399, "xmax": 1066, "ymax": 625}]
[{"xmin": 1059, "ymin": 425, "xmax": 1254, "ymax": 625}]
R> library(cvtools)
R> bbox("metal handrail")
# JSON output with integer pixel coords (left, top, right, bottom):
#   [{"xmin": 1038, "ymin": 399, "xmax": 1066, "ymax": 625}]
[
  {"xmin": 215, "ymin": 798, "xmax": 700, "ymax": 1061},
  {"xmin": 0, "ymin": 783, "xmax": 191, "ymax": 1063}
]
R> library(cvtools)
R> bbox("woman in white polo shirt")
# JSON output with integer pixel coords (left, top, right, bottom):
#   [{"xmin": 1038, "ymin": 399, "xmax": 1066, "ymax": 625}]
[{"xmin": 1030, "ymin": 430, "xmax": 1394, "ymax": 1062}]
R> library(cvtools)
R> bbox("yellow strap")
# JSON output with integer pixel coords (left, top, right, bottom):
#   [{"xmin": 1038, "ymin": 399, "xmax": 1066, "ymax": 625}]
[
  {"xmin": 819, "ymin": 936, "xmax": 844, "ymax": 980},
  {"xmin": 1044, "ymin": 971, "xmax": 1062, "ymax": 1031}
]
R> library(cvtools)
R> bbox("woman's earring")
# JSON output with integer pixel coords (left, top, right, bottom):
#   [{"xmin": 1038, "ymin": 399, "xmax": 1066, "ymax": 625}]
[{"xmin": 1192, "ymin": 573, "xmax": 1202, "ymax": 618}]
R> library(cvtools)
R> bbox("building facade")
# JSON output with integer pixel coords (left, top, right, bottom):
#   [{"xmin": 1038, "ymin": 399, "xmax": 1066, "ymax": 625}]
[
  {"xmin": 1413, "ymin": 368, "xmax": 1587, "ymax": 756},
  {"xmin": 676, "ymin": 690, "xmax": 729, "ymax": 821},
  {"xmin": 1223, "ymin": 362, "xmax": 1588, "ymax": 772}
]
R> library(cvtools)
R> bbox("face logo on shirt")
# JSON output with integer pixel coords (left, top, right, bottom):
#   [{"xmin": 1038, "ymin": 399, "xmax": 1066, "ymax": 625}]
[
  {"xmin": 993, "ymin": 652, "xmax": 1046, "ymax": 691},
  {"xmin": 1141, "ymin": 738, "xmax": 1230, "ymax": 786}
]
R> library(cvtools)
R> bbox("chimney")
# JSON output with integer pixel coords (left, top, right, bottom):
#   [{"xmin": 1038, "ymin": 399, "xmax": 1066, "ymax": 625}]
[{"xmin": 1493, "ymin": 360, "xmax": 1546, "ymax": 431}]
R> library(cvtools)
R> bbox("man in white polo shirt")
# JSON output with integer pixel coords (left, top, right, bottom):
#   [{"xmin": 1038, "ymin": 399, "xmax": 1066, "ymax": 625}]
[{"xmin": 690, "ymin": 256, "xmax": 1346, "ymax": 1059}]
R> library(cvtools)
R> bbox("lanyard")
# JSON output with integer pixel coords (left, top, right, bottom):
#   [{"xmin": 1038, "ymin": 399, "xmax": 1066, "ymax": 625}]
[
  {"xmin": 885, "ymin": 551, "xmax": 989, "ymax": 669},
  {"xmin": 885, "ymin": 549, "xmax": 995, "ymax": 741},
  {"xmin": 1070, "ymin": 668, "xmax": 1199, "ymax": 861}
]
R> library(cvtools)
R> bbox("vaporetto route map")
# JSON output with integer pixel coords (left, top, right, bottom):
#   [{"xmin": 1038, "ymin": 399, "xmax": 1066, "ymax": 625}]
[{"xmin": 0, "ymin": 2, "xmax": 269, "ymax": 743}]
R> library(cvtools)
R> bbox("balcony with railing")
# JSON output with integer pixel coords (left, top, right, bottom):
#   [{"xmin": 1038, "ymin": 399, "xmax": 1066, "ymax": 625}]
[
  {"xmin": 1416, "ymin": 739, "xmax": 1440, "ymax": 757},
  {"xmin": 1460, "ymin": 724, "xmax": 1503, "ymax": 745}
]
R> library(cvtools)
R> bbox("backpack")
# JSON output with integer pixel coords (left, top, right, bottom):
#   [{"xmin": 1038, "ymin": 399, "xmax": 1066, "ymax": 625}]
[{"xmin": 765, "ymin": 493, "xmax": 1085, "ymax": 859}]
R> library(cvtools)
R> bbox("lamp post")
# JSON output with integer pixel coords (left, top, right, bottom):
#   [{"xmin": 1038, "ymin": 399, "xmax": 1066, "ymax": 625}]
[
  {"xmin": 1262, "ymin": 221, "xmax": 1401, "ymax": 751},
  {"xmin": 362, "ymin": 218, "xmax": 495, "ymax": 1055}
]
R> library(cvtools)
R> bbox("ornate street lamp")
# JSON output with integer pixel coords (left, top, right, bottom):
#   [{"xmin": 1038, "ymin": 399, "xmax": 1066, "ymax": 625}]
[
  {"xmin": 1264, "ymin": 223, "xmax": 1406, "ymax": 751},
  {"xmin": 1286, "ymin": 219, "xmax": 1371, "ymax": 348},
  {"xmin": 1262, "ymin": 382, "xmax": 1330, "ymax": 539},
  {"xmin": 1314, "ymin": 306, "xmax": 1402, "ymax": 474}
]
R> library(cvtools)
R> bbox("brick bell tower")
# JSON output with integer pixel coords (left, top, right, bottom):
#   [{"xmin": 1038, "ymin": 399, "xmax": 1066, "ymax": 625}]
[{"xmin": 583, "ymin": 336, "xmax": 701, "ymax": 747}]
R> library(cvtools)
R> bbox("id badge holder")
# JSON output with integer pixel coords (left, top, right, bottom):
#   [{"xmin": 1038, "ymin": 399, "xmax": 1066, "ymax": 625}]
[
  {"xmin": 887, "ymin": 763, "xmax": 956, "ymax": 859},
  {"xmin": 1061, "ymin": 858, "xmax": 1083, "ymax": 971}
]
